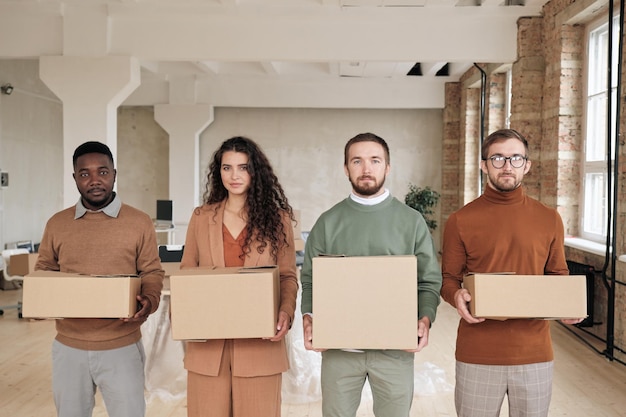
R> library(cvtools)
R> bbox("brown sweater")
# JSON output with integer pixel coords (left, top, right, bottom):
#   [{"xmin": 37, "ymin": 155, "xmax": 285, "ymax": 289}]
[
  {"xmin": 35, "ymin": 203, "xmax": 164, "ymax": 351},
  {"xmin": 441, "ymin": 186, "xmax": 569, "ymax": 365}
]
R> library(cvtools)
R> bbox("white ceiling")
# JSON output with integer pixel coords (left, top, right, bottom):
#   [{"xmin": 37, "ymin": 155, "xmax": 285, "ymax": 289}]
[
  {"xmin": 133, "ymin": 0, "xmax": 550, "ymax": 82},
  {"xmin": 0, "ymin": 0, "xmax": 552, "ymax": 108}
]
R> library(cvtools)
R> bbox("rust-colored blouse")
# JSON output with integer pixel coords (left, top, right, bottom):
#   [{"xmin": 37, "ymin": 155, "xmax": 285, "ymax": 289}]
[{"xmin": 223, "ymin": 225, "xmax": 245, "ymax": 267}]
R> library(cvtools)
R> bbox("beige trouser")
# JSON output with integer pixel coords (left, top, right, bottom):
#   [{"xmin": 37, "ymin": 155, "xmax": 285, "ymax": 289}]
[{"xmin": 186, "ymin": 339, "xmax": 282, "ymax": 417}]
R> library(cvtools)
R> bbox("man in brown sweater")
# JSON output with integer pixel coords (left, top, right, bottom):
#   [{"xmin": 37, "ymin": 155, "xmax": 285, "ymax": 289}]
[
  {"xmin": 440, "ymin": 129, "xmax": 583, "ymax": 417},
  {"xmin": 35, "ymin": 141, "xmax": 164, "ymax": 417}
]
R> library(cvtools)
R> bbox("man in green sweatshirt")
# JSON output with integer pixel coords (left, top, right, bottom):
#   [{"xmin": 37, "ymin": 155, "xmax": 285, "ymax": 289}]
[{"xmin": 300, "ymin": 132, "xmax": 442, "ymax": 417}]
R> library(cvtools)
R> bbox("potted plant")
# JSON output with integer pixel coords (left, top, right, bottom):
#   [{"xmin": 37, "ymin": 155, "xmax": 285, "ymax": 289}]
[{"xmin": 404, "ymin": 184, "xmax": 441, "ymax": 232}]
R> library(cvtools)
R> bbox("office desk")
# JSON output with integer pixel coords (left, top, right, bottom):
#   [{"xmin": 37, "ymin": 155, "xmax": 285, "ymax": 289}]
[{"xmin": 155, "ymin": 224, "xmax": 175, "ymax": 246}]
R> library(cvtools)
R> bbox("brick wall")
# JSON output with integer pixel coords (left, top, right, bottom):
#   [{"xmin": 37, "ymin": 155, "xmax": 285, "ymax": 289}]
[
  {"xmin": 442, "ymin": 82, "xmax": 462, "ymax": 226},
  {"xmin": 462, "ymin": 87, "xmax": 481, "ymax": 205},
  {"xmin": 487, "ymin": 72, "xmax": 506, "ymax": 134}
]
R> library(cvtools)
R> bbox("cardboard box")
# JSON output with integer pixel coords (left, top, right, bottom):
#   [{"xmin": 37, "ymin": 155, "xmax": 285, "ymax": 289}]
[
  {"xmin": 293, "ymin": 209, "xmax": 302, "ymax": 238},
  {"xmin": 294, "ymin": 239, "xmax": 305, "ymax": 252},
  {"xmin": 22, "ymin": 271, "xmax": 141, "ymax": 318},
  {"xmin": 162, "ymin": 261, "xmax": 180, "ymax": 278},
  {"xmin": 464, "ymin": 274, "xmax": 588, "ymax": 319},
  {"xmin": 312, "ymin": 255, "xmax": 418, "ymax": 350},
  {"xmin": 169, "ymin": 266, "xmax": 279, "ymax": 340},
  {"xmin": 9, "ymin": 252, "xmax": 39, "ymax": 276}
]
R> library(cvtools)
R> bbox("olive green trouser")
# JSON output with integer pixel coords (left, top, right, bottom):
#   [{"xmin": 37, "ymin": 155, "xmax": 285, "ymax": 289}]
[{"xmin": 321, "ymin": 349, "xmax": 415, "ymax": 417}]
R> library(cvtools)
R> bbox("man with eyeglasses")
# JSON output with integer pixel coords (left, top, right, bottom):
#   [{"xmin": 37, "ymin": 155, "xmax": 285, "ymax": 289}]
[{"xmin": 440, "ymin": 129, "xmax": 583, "ymax": 417}]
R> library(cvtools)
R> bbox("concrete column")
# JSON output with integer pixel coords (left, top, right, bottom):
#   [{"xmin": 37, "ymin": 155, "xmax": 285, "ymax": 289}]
[
  {"xmin": 154, "ymin": 104, "xmax": 214, "ymax": 244},
  {"xmin": 39, "ymin": 56, "xmax": 140, "ymax": 208}
]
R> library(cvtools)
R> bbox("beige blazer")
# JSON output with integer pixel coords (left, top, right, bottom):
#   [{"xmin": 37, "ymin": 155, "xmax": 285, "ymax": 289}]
[{"xmin": 180, "ymin": 201, "xmax": 298, "ymax": 377}]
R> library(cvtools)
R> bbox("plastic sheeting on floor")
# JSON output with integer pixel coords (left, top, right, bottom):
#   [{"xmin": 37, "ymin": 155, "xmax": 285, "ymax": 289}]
[
  {"xmin": 282, "ymin": 290, "xmax": 323, "ymax": 404},
  {"xmin": 140, "ymin": 289, "xmax": 452, "ymax": 405},
  {"xmin": 142, "ymin": 292, "xmax": 187, "ymax": 402}
]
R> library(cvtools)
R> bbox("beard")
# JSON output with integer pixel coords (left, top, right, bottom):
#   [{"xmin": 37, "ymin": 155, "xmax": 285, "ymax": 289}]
[
  {"xmin": 349, "ymin": 174, "xmax": 385, "ymax": 197},
  {"xmin": 81, "ymin": 189, "xmax": 115, "ymax": 210},
  {"xmin": 487, "ymin": 172, "xmax": 522, "ymax": 192}
]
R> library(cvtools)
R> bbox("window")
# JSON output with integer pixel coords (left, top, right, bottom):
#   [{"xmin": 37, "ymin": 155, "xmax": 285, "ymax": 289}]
[
  {"xmin": 581, "ymin": 15, "xmax": 620, "ymax": 241},
  {"xmin": 505, "ymin": 68, "xmax": 512, "ymax": 129}
]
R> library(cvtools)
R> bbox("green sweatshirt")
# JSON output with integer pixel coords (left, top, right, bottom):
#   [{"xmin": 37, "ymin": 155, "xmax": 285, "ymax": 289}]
[{"xmin": 300, "ymin": 194, "xmax": 442, "ymax": 324}]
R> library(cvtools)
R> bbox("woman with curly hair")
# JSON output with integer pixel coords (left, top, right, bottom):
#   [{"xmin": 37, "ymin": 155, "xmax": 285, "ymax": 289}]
[{"xmin": 180, "ymin": 136, "xmax": 298, "ymax": 417}]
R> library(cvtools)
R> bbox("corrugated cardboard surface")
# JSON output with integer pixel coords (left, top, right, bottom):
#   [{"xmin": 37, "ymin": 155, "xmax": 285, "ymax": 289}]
[
  {"xmin": 293, "ymin": 209, "xmax": 302, "ymax": 238},
  {"xmin": 312, "ymin": 255, "xmax": 418, "ymax": 350},
  {"xmin": 161, "ymin": 261, "xmax": 180, "ymax": 278},
  {"xmin": 464, "ymin": 274, "xmax": 588, "ymax": 319},
  {"xmin": 294, "ymin": 239, "xmax": 305, "ymax": 251},
  {"xmin": 9, "ymin": 253, "xmax": 39, "ymax": 276},
  {"xmin": 170, "ymin": 266, "xmax": 279, "ymax": 340},
  {"xmin": 22, "ymin": 271, "xmax": 141, "ymax": 318}
]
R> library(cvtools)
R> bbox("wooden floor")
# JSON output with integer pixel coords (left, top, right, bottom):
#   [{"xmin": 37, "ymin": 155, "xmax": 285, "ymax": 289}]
[{"xmin": 1, "ymin": 286, "xmax": 626, "ymax": 417}]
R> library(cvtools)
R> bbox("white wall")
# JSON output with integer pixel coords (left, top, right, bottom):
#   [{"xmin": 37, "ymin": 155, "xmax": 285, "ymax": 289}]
[
  {"xmin": 0, "ymin": 60, "xmax": 444, "ymax": 251},
  {"xmin": 199, "ymin": 107, "xmax": 443, "ymax": 247},
  {"xmin": 0, "ymin": 59, "xmax": 63, "ymax": 249}
]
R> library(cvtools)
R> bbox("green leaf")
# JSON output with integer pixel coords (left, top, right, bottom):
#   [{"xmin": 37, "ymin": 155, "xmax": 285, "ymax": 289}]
[{"xmin": 404, "ymin": 184, "xmax": 441, "ymax": 231}]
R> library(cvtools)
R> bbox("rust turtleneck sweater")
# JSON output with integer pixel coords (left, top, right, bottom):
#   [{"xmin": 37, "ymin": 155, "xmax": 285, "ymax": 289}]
[{"xmin": 441, "ymin": 185, "xmax": 569, "ymax": 365}]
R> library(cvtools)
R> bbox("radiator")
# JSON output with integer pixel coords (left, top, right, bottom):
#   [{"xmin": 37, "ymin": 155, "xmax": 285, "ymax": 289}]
[{"xmin": 566, "ymin": 260, "xmax": 595, "ymax": 327}]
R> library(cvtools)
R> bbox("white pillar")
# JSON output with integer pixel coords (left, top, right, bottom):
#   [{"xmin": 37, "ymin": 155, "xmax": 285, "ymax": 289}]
[
  {"xmin": 154, "ymin": 104, "xmax": 214, "ymax": 244},
  {"xmin": 39, "ymin": 56, "xmax": 140, "ymax": 208}
]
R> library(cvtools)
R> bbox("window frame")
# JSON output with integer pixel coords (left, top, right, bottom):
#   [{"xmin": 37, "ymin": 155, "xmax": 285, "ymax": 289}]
[{"xmin": 580, "ymin": 14, "xmax": 620, "ymax": 242}]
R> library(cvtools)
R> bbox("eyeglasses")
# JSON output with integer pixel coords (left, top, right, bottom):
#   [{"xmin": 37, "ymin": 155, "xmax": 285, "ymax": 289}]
[{"xmin": 484, "ymin": 155, "xmax": 527, "ymax": 169}]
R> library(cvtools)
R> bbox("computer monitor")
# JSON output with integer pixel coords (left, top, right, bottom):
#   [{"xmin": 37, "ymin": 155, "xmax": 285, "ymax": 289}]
[
  {"xmin": 5, "ymin": 240, "xmax": 34, "ymax": 252},
  {"xmin": 156, "ymin": 200, "xmax": 173, "ymax": 226},
  {"xmin": 15, "ymin": 240, "xmax": 34, "ymax": 253}
]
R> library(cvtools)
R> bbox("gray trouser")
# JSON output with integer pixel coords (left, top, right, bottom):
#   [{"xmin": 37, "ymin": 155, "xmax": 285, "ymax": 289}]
[
  {"xmin": 455, "ymin": 361, "xmax": 554, "ymax": 417},
  {"xmin": 52, "ymin": 339, "xmax": 146, "ymax": 417}
]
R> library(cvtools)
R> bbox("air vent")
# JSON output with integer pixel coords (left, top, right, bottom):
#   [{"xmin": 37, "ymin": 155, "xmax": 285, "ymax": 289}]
[
  {"xmin": 407, "ymin": 63, "xmax": 421, "ymax": 76},
  {"xmin": 407, "ymin": 63, "xmax": 450, "ymax": 77},
  {"xmin": 436, "ymin": 63, "xmax": 449, "ymax": 76}
]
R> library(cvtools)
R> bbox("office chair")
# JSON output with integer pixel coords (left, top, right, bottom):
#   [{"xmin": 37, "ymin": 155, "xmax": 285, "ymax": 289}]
[
  {"xmin": 158, "ymin": 245, "xmax": 184, "ymax": 262},
  {"xmin": 0, "ymin": 248, "xmax": 30, "ymax": 318},
  {"xmin": 295, "ymin": 231, "xmax": 309, "ymax": 268},
  {"xmin": 159, "ymin": 245, "xmax": 184, "ymax": 281}
]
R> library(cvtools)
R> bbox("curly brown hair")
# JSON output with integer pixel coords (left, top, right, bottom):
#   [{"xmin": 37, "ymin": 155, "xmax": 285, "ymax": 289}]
[{"xmin": 201, "ymin": 136, "xmax": 295, "ymax": 259}]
